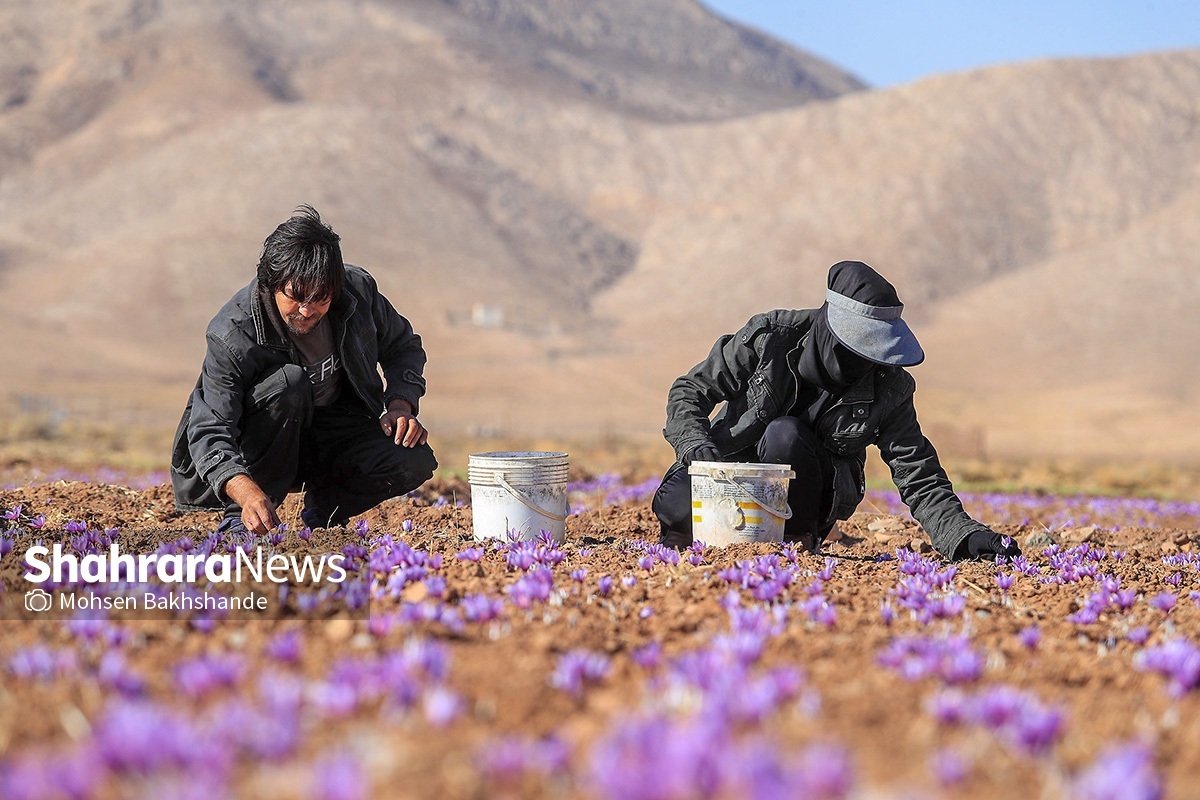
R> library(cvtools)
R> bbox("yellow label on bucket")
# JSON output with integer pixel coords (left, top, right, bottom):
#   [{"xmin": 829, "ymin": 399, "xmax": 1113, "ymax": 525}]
[
  {"xmin": 692, "ymin": 501, "xmax": 702, "ymax": 508},
  {"xmin": 693, "ymin": 515, "xmax": 703, "ymax": 523}
]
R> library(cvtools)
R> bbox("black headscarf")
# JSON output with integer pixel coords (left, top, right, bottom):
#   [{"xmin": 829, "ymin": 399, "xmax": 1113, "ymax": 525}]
[{"xmin": 796, "ymin": 261, "xmax": 902, "ymax": 393}]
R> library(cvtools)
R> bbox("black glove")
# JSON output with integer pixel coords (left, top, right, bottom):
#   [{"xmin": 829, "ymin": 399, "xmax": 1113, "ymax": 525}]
[
  {"xmin": 954, "ymin": 529, "xmax": 1022, "ymax": 561},
  {"xmin": 684, "ymin": 442, "xmax": 722, "ymax": 465}
]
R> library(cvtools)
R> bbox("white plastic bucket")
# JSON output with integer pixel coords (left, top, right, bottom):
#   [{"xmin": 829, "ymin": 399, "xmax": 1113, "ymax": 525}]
[
  {"xmin": 468, "ymin": 451, "xmax": 569, "ymax": 542},
  {"xmin": 688, "ymin": 461, "xmax": 795, "ymax": 546}
]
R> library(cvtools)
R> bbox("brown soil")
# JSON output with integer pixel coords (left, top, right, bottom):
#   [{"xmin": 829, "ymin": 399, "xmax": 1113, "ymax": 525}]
[{"xmin": 0, "ymin": 474, "xmax": 1197, "ymax": 799}]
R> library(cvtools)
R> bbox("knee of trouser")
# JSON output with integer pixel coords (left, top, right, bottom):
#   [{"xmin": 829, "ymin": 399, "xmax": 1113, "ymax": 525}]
[
  {"xmin": 760, "ymin": 416, "xmax": 818, "ymax": 462},
  {"xmin": 372, "ymin": 443, "xmax": 438, "ymax": 491},
  {"xmin": 652, "ymin": 474, "xmax": 692, "ymax": 531},
  {"xmin": 254, "ymin": 364, "xmax": 314, "ymax": 419}
]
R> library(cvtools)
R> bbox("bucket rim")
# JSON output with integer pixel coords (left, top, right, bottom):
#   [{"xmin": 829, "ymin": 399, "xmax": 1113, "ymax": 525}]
[
  {"xmin": 469, "ymin": 451, "xmax": 569, "ymax": 461},
  {"xmin": 688, "ymin": 460, "xmax": 796, "ymax": 478}
]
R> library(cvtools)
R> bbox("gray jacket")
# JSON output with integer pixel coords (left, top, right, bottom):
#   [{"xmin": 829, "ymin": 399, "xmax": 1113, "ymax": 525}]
[
  {"xmin": 171, "ymin": 265, "xmax": 426, "ymax": 510},
  {"xmin": 663, "ymin": 309, "xmax": 989, "ymax": 557}
]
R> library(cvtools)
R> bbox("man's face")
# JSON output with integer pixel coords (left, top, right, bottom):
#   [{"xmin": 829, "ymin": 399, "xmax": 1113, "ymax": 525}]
[{"xmin": 274, "ymin": 281, "xmax": 332, "ymax": 336}]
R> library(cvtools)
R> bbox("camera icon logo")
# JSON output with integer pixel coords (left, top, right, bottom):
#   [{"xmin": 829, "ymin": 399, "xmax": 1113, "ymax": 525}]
[{"xmin": 25, "ymin": 589, "xmax": 53, "ymax": 613}]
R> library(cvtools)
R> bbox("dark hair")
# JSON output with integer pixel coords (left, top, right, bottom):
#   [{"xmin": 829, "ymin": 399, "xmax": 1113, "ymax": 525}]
[{"xmin": 257, "ymin": 204, "xmax": 344, "ymax": 303}]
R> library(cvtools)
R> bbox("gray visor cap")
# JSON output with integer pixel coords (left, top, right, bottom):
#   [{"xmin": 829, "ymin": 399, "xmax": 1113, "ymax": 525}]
[{"xmin": 825, "ymin": 289, "xmax": 925, "ymax": 366}]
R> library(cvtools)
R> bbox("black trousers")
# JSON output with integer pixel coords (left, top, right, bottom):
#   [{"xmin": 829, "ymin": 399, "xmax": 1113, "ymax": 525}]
[
  {"xmin": 230, "ymin": 364, "xmax": 437, "ymax": 523},
  {"xmin": 652, "ymin": 417, "xmax": 834, "ymax": 548}
]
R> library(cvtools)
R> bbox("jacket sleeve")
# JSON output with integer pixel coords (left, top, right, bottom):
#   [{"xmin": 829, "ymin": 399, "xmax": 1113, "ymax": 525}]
[
  {"xmin": 368, "ymin": 275, "xmax": 428, "ymax": 416},
  {"xmin": 663, "ymin": 314, "xmax": 767, "ymax": 461},
  {"xmin": 186, "ymin": 332, "xmax": 252, "ymax": 500},
  {"xmin": 876, "ymin": 394, "xmax": 990, "ymax": 558}
]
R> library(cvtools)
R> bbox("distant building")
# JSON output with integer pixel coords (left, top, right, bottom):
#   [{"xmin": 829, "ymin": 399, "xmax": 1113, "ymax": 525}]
[{"xmin": 471, "ymin": 304, "xmax": 504, "ymax": 328}]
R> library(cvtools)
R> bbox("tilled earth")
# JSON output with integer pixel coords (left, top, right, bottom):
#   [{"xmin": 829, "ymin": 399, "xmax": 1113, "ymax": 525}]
[{"xmin": 0, "ymin": 473, "xmax": 1198, "ymax": 799}]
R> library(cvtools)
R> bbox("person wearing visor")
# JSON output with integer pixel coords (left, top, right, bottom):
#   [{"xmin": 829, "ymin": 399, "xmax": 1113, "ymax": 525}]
[
  {"xmin": 171, "ymin": 205, "xmax": 437, "ymax": 535},
  {"xmin": 653, "ymin": 260, "xmax": 1019, "ymax": 562}
]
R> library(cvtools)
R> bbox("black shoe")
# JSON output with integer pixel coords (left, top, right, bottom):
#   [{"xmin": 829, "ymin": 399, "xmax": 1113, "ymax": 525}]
[
  {"xmin": 301, "ymin": 507, "xmax": 348, "ymax": 530},
  {"xmin": 217, "ymin": 513, "xmax": 248, "ymax": 536},
  {"xmin": 660, "ymin": 527, "xmax": 693, "ymax": 550}
]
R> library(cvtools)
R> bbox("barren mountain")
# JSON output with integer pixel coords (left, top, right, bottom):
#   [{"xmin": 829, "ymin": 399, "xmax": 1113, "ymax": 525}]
[{"xmin": 1, "ymin": 0, "xmax": 1198, "ymax": 465}]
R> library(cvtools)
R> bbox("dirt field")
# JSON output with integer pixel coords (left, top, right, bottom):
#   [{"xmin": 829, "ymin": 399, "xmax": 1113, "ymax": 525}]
[{"xmin": 1, "ymin": 468, "xmax": 1197, "ymax": 799}]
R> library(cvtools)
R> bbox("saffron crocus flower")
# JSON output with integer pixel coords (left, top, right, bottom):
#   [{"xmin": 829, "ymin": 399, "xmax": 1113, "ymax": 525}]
[
  {"xmin": 1072, "ymin": 743, "xmax": 1161, "ymax": 800},
  {"xmin": 1114, "ymin": 589, "xmax": 1138, "ymax": 611},
  {"xmin": 315, "ymin": 752, "xmax": 368, "ymax": 800},
  {"xmin": 1150, "ymin": 592, "xmax": 1177, "ymax": 614},
  {"xmin": 930, "ymin": 749, "xmax": 969, "ymax": 786},
  {"xmin": 570, "ymin": 568, "xmax": 588, "ymax": 583},
  {"xmin": 29, "ymin": 514, "xmax": 46, "ymax": 530},
  {"xmin": 456, "ymin": 547, "xmax": 484, "ymax": 563},
  {"xmin": 597, "ymin": 575, "xmax": 614, "ymax": 596},
  {"xmin": 266, "ymin": 630, "xmax": 303, "ymax": 664},
  {"xmin": 2, "ymin": 504, "xmax": 20, "ymax": 522},
  {"xmin": 632, "ymin": 642, "xmax": 662, "ymax": 669},
  {"xmin": 1018, "ymin": 626, "xmax": 1041, "ymax": 650},
  {"xmin": 551, "ymin": 650, "xmax": 611, "ymax": 697},
  {"xmin": 402, "ymin": 519, "xmax": 414, "ymax": 532},
  {"xmin": 1137, "ymin": 638, "xmax": 1200, "ymax": 697},
  {"xmin": 995, "ymin": 572, "xmax": 1015, "ymax": 592},
  {"xmin": 461, "ymin": 594, "xmax": 504, "ymax": 622},
  {"xmin": 423, "ymin": 686, "xmax": 461, "ymax": 728}
]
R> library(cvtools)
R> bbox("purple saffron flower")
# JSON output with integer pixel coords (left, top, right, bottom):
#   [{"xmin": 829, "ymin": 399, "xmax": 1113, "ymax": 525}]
[
  {"xmin": 1128, "ymin": 627, "xmax": 1151, "ymax": 646},
  {"xmin": 1114, "ymin": 589, "xmax": 1138, "ymax": 611},
  {"xmin": 29, "ymin": 514, "xmax": 46, "ymax": 530},
  {"xmin": 632, "ymin": 642, "xmax": 662, "ymax": 670},
  {"xmin": 1138, "ymin": 639, "xmax": 1200, "ymax": 697},
  {"xmin": 1072, "ymin": 742, "xmax": 1161, "ymax": 800},
  {"xmin": 598, "ymin": 575, "xmax": 614, "ymax": 596},
  {"xmin": 930, "ymin": 748, "xmax": 969, "ymax": 786},
  {"xmin": 456, "ymin": 547, "xmax": 485, "ymax": 563},
  {"xmin": 266, "ymin": 630, "xmax": 303, "ymax": 664},
  {"xmin": 995, "ymin": 572, "xmax": 1015, "ymax": 592},
  {"xmin": 1018, "ymin": 625, "xmax": 1041, "ymax": 650},
  {"xmin": 1150, "ymin": 592, "xmax": 1177, "ymax": 614},
  {"xmin": 570, "ymin": 568, "xmax": 588, "ymax": 583},
  {"xmin": 315, "ymin": 752, "xmax": 368, "ymax": 800},
  {"xmin": 2, "ymin": 504, "xmax": 20, "ymax": 522},
  {"xmin": 174, "ymin": 654, "xmax": 243, "ymax": 699},
  {"xmin": 551, "ymin": 650, "xmax": 611, "ymax": 697},
  {"xmin": 423, "ymin": 686, "xmax": 461, "ymax": 728}
]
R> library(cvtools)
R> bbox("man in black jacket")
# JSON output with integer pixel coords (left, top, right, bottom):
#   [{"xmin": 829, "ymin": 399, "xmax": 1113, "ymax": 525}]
[
  {"xmin": 171, "ymin": 205, "xmax": 437, "ymax": 535},
  {"xmin": 653, "ymin": 260, "xmax": 1018, "ymax": 562}
]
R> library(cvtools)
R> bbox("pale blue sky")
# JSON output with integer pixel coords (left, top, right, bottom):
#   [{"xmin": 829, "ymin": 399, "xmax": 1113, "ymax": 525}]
[{"xmin": 702, "ymin": 1, "xmax": 1200, "ymax": 87}]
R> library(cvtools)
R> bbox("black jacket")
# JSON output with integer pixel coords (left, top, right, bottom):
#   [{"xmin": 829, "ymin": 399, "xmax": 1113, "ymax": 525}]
[
  {"xmin": 663, "ymin": 309, "xmax": 989, "ymax": 557},
  {"xmin": 171, "ymin": 265, "xmax": 426, "ymax": 510}
]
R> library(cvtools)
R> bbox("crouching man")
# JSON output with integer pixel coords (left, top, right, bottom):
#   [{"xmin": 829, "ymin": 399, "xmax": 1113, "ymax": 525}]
[
  {"xmin": 172, "ymin": 205, "xmax": 437, "ymax": 534},
  {"xmin": 652, "ymin": 260, "xmax": 1018, "ymax": 562}
]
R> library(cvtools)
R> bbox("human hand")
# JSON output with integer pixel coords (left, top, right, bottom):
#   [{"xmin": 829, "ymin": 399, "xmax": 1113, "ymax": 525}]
[
  {"xmin": 954, "ymin": 529, "xmax": 1021, "ymax": 561},
  {"xmin": 684, "ymin": 442, "xmax": 722, "ymax": 465},
  {"xmin": 380, "ymin": 400, "xmax": 429, "ymax": 447},
  {"xmin": 224, "ymin": 474, "xmax": 280, "ymax": 536}
]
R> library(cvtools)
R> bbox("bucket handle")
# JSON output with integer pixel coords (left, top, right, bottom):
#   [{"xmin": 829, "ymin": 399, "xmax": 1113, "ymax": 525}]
[
  {"xmin": 714, "ymin": 469, "xmax": 793, "ymax": 521},
  {"xmin": 496, "ymin": 474, "xmax": 568, "ymax": 523}
]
